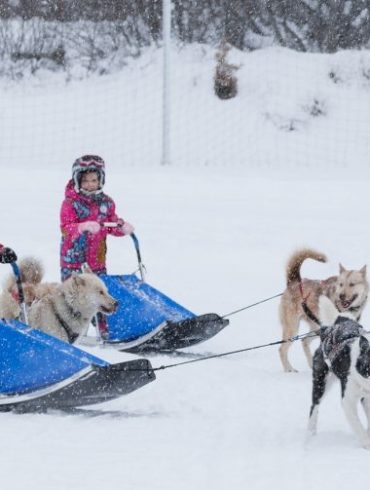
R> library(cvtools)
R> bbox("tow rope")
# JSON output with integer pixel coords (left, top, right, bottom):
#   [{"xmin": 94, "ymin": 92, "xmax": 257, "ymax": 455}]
[
  {"xmin": 221, "ymin": 292, "xmax": 283, "ymax": 319},
  {"xmin": 125, "ymin": 290, "xmax": 321, "ymax": 373},
  {"xmin": 138, "ymin": 329, "xmax": 319, "ymax": 373}
]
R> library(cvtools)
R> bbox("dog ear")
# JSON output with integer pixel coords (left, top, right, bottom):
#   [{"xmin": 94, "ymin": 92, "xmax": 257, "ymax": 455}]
[
  {"xmin": 72, "ymin": 274, "xmax": 86, "ymax": 287},
  {"xmin": 339, "ymin": 263, "xmax": 347, "ymax": 273},
  {"xmin": 360, "ymin": 265, "xmax": 367, "ymax": 276}
]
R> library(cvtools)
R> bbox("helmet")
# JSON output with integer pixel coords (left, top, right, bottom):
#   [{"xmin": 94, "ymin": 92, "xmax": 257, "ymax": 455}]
[{"xmin": 72, "ymin": 155, "xmax": 105, "ymax": 192}]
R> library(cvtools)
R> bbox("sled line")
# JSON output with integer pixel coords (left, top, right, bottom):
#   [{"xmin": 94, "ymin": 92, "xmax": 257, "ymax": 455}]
[
  {"xmin": 221, "ymin": 292, "xmax": 283, "ymax": 319},
  {"xmin": 153, "ymin": 330, "xmax": 318, "ymax": 371},
  {"xmin": 126, "ymin": 330, "xmax": 319, "ymax": 373}
]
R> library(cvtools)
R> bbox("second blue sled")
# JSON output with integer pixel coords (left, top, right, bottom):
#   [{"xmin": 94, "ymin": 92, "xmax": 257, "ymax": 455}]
[{"xmin": 99, "ymin": 234, "xmax": 229, "ymax": 353}]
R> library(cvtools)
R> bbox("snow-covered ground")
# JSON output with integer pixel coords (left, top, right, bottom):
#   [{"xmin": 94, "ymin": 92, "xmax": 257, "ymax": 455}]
[{"xmin": 1, "ymin": 45, "xmax": 370, "ymax": 490}]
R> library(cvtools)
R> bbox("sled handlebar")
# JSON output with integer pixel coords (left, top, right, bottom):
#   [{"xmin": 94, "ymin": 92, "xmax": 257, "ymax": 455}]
[
  {"xmin": 11, "ymin": 263, "xmax": 29, "ymax": 324},
  {"xmin": 0, "ymin": 246, "xmax": 28, "ymax": 323},
  {"xmin": 130, "ymin": 234, "xmax": 146, "ymax": 282},
  {"xmin": 102, "ymin": 222, "xmax": 119, "ymax": 228},
  {"xmin": 102, "ymin": 224, "xmax": 146, "ymax": 281}
]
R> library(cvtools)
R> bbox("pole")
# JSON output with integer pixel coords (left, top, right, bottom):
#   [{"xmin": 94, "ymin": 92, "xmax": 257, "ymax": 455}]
[{"xmin": 161, "ymin": 0, "xmax": 171, "ymax": 165}]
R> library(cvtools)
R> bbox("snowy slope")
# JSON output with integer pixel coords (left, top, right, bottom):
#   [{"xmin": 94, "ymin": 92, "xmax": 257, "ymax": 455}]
[{"xmin": 1, "ymin": 46, "xmax": 370, "ymax": 490}]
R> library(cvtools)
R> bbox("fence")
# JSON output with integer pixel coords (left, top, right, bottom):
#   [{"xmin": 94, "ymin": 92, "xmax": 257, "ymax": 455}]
[{"xmin": 0, "ymin": 1, "xmax": 369, "ymax": 171}]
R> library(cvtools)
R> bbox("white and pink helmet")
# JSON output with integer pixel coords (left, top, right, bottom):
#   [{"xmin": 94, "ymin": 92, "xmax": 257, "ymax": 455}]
[{"xmin": 72, "ymin": 155, "xmax": 106, "ymax": 191}]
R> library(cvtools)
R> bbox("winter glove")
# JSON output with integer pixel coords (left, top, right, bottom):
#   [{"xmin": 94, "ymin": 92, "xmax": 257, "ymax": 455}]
[
  {"xmin": 118, "ymin": 221, "xmax": 134, "ymax": 235},
  {"xmin": 0, "ymin": 245, "xmax": 17, "ymax": 264},
  {"xmin": 78, "ymin": 221, "xmax": 101, "ymax": 234}
]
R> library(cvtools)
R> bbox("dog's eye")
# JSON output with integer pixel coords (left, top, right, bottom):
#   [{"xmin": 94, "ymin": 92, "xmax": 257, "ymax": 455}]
[
  {"xmin": 339, "ymin": 283, "xmax": 343, "ymax": 287},
  {"xmin": 99, "ymin": 290, "xmax": 105, "ymax": 295},
  {"xmin": 349, "ymin": 283, "xmax": 355, "ymax": 287}
]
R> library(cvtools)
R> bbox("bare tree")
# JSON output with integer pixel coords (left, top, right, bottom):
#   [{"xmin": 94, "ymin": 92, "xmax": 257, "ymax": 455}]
[{"xmin": 2, "ymin": 0, "xmax": 370, "ymax": 54}]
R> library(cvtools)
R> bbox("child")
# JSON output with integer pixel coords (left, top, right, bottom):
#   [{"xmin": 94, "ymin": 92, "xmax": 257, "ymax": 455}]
[{"xmin": 60, "ymin": 155, "xmax": 134, "ymax": 338}]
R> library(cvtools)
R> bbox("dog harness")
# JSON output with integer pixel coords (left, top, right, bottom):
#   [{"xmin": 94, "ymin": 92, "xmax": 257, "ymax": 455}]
[{"xmin": 51, "ymin": 295, "xmax": 82, "ymax": 344}]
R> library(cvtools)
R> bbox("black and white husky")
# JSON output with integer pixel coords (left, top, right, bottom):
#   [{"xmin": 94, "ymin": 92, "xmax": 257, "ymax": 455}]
[{"xmin": 308, "ymin": 296, "xmax": 370, "ymax": 449}]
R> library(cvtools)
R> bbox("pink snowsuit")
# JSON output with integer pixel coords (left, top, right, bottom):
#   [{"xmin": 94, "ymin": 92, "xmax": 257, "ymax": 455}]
[{"xmin": 60, "ymin": 180, "xmax": 125, "ymax": 274}]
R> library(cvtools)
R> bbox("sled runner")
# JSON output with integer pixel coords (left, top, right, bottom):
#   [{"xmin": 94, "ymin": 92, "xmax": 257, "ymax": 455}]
[
  {"xmin": 0, "ymin": 319, "xmax": 155, "ymax": 412},
  {"xmin": 98, "ymin": 233, "xmax": 229, "ymax": 353}
]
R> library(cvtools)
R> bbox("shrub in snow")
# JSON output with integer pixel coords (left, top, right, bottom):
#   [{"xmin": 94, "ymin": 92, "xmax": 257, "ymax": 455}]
[
  {"xmin": 214, "ymin": 42, "xmax": 239, "ymax": 100},
  {"xmin": 303, "ymin": 98, "xmax": 327, "ymax": 118}
]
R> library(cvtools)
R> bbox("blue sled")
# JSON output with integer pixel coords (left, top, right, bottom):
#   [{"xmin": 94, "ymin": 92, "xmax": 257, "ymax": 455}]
[
  {"xmin": 100, "ymin": 274, "xmax": 229, "ymax": 353},
  {"xmin": 0, "ymin": 319, "xmax": 155, "ymax": 412}
]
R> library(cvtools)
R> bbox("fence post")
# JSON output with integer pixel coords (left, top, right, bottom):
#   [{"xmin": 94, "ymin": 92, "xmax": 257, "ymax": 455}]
[{"xmin": 161, "ymin": 0, "xmax": 171, "ymax": 165}]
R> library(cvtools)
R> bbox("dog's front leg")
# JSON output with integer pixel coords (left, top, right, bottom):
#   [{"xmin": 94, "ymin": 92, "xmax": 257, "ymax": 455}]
[
  {"xmin": 342, "ymin": 381, "xmax": 370, "ymax": 449},
  {"xmin": 279, "ymin": 340, "xmax": 298, "ymax": 372},
  {"xmin": 307, "ymin": 347, "xmax": 329, "ymax": 435},
  {"xmin": 360, "ymin": 396, "xmax": 370, "ymax": 436}
]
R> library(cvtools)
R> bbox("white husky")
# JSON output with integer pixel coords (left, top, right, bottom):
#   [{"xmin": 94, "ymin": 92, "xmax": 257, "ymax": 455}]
[{"xmin": 0, "ymin": 257, "xmax": 118, "ymax": 343}]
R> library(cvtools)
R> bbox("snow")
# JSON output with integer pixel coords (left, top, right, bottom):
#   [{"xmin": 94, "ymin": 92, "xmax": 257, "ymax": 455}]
[{"xmin": 1, "ymin": 45, "xmax": 370, "ymax": 490}]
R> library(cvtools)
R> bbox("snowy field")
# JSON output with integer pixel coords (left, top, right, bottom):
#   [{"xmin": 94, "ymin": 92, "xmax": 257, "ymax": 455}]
[{"xmin": 1, "ymin": 45, "xmax": 370, "ymax": 490}]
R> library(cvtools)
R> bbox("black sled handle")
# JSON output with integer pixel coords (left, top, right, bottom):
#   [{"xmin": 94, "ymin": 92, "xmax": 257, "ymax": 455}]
[
  {"xmin": 130, "ymin": 233, "xmax": 146, "ymax": 282},
  {"xmin": 102, "ymin": 224, "xmax": 146, "ymax": 281},
  {"xmin": 0, "ymin": 244, "xmax": 28, "ymax": 324}
]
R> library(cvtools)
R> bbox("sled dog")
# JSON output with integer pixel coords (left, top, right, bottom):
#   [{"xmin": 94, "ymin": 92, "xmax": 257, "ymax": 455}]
[
  {"xmin": 308, "ymin": 296, "xmax": 370, "ymax": 449},
  {"xmin": 0, "ymin": 256, "xmax": 44, "ymax": 319},
  {"xmin": 279, "ymin": 248, "xmax": 368, "ymax": 372},
  {"xmin": 0, "ymin": 257, "xmax": 118, "ymax": 343}
]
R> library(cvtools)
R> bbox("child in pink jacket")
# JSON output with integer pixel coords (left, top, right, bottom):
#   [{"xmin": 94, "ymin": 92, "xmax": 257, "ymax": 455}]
[{"xmin": 60, "ymin": 155, "xmax": 134, "ymax": 338}]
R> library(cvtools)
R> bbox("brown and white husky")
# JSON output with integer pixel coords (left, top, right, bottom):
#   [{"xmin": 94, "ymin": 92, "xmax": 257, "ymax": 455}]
[{"xmin": 279, "ymin": 248, "xmax": 368, "ymax": 372}]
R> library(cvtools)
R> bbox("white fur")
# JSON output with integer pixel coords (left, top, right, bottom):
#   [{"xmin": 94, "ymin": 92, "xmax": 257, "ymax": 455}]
[
  {"xmin": 0, "ymin": 256, "xmax": 118, "ymax": 343},
  {"xmin": 341, "ymin": 337, "xmax": 370, "ymax": 449},
  {"xmin": 28, "ymin": 273, "xmax": 118, "ymax": 343}
]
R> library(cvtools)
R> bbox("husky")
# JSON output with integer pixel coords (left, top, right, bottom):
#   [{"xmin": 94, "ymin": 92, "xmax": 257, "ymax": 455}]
[
  {"xmin": 0, "ymin": 256, "xmax": 44, "ymax": 319},
  {"xmin": 279, "ymin": 248, "xmax": 368, "ymax": 372},
  {"xmin": 0, "ymin": 257, "xmax": 118, "ymax": 343},
  {"xmin": 308, "ymin": 296, "xmax": 370, "ymax": 449}
]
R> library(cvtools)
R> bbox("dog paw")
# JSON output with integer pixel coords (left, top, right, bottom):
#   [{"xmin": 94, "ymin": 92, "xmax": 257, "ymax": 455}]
[
  {"xmin": 361, "ymin": 438, "xmax": 370, "ymax": 450},
  {"xmin": 307, "ymin": 418, "xmax": 317, "ymax": 436},
  {"xmin": 285, "ymin": 367, "xmax": 298, "ymax": 373},
  {"xmin": 307, "ymin": 424, "xmax": 317, "ymax": 436}
]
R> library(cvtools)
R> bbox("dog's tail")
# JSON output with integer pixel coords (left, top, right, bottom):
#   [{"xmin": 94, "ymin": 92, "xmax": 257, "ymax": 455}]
[
  {"xmin": 286, "ymin": 248, "xmax": 327, "ymax": 285},
  {"xmin": 2, "ymin": 256, "xmax": 44, "ymax": 291},
  {"xmin": 18, "ymin": 256, "xmax": 44, "ymax": 284}
]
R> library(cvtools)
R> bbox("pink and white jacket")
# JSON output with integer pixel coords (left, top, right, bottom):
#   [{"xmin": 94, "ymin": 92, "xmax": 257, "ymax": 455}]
[{"xmin": 60, "ymin": 180, "xmax": 125, "ymax": 272}]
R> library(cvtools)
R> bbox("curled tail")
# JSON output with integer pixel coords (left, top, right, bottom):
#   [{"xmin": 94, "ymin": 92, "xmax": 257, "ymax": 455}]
[
  {"xmin": 3, "ymin": 256, "xmax": 44, "ymax": 292},
  {"xmin": 286, "ymin": 248, "xmax": 327, "ymax": 285},
  {"xmin": 18, "ymin": 257, "xmax": 44, "ymax": 284}
]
